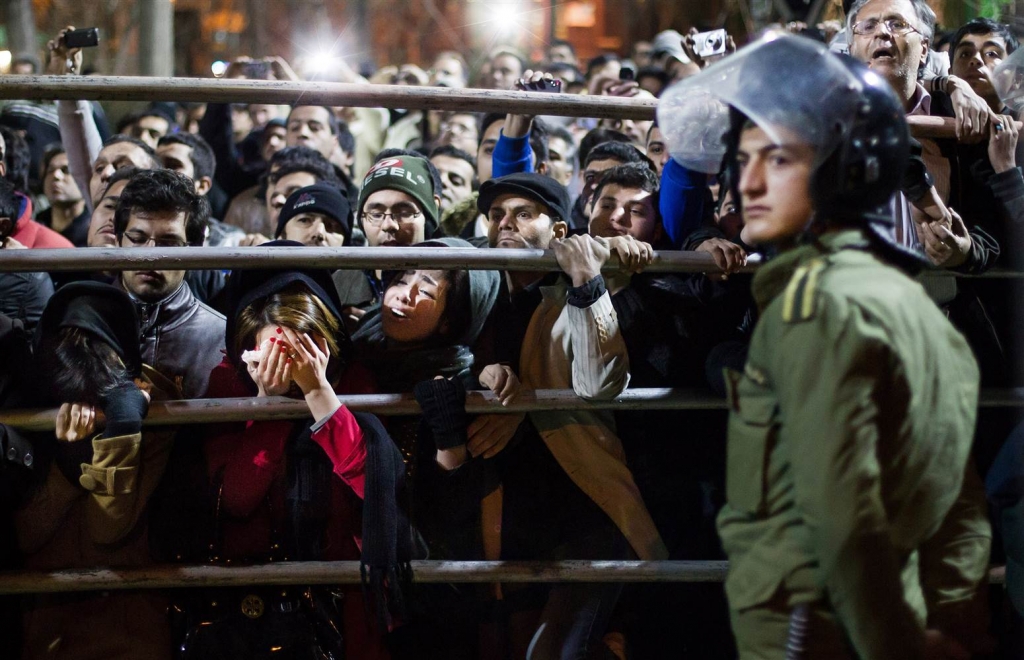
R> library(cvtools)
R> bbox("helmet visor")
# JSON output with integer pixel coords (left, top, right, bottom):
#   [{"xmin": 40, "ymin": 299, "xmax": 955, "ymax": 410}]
[
  {"xmin": 992, "ymin": 46, "xmax": 1024, "ymax": 115},
  {"xmin": 657, "ymin": 31, "xmax": 866, "ymax": 173}
]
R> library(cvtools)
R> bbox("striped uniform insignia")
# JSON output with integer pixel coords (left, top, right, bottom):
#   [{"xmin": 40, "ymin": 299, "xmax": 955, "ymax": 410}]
[{"xmin": 781, "ymin": 259, "xmax": 826, "ymax": 323}]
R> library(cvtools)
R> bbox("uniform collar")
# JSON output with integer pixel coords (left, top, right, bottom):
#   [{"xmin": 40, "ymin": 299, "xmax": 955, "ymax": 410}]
[{"xmin": 751, "ymin": 229, "xmax": 869, "ymax": 311}]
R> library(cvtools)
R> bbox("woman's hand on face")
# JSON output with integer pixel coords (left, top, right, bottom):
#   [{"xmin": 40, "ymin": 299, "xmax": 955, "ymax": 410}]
[
  {"xmin": 251, "ymin": 335, "xmax": 293, "ymax": 397},
  {"xmin": 478, "ymin": 363, "xmax": 521, "ymax": 406},
  {"xmin": 279, "ymin": 327, "xmax": 331, "ymax": 395},
  {"xmin": 55, "ymin": 402, "xmax": 96, "ymax": 442}
]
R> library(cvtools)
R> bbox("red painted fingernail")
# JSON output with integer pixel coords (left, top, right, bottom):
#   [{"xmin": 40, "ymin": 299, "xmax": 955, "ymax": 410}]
[
  {"xmin": 280, "ymin": 345, "xmax": 287, "ymax": 352},
  {"xmin": 276, "ymin": 328, "xmax": 283, "ymax": 334},
  {"xmin": 269, "ymin": 337, "xmax": 276, "ymax": 343},
  {"xmin": 286, "ymin": 358, "xmax": 292, "ymax": 364}
]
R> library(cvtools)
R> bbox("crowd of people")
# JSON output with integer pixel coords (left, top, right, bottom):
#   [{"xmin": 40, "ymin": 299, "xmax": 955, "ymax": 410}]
[{"xmin": 3, "ymin": 0, "xmax": 1024, "ymax": 657}]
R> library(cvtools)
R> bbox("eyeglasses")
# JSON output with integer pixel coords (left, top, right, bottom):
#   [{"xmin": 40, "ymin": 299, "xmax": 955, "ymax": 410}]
[
  {"xmin": 440, "ymin": 121, "xmax": 476, "ymax": 136},
  {"xmin": 361, "ymin": 209, "xmax": 422, "ymax": 226},
  {"xmin": 852, "ymin": 17, "xmax": 920, "ymax": 36},
  {"xmin": 121, "ymin": 231, "xmax": 189, "ymax": 248}
]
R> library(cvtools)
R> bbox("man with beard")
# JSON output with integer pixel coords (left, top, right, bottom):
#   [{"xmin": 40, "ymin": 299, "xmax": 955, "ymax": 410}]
[
  {"xmin": 474, "ymin": 171, "xmax": 664, "ymax": 659},
  {"xmin": 113, "ymin": 169, "xmax": 225, "ymax": 398}
]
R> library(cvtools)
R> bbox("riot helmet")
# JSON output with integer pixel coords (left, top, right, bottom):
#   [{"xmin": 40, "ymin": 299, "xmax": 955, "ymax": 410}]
[{"xmin": 658, "ymin": 31, "xmax": 910, "ymax": 229}]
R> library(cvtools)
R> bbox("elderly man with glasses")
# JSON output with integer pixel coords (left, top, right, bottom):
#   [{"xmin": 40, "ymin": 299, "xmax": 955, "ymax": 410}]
[{"xmin": 113, "ymin": 168, "xmax": 226, "ymax": 399}]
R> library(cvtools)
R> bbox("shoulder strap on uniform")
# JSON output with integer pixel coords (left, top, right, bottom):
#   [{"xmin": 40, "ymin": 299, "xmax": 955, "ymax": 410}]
[{"xmin": 781, "ymin": 258, "xmax": 826, "ymax": 323}]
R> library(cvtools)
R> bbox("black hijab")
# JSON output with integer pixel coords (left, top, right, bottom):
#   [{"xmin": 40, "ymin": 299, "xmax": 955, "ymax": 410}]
[
  {"xmin": 224, "ymin": 240, "xmax": 414, "ymax": 630},
  {"xmin": 35, "ymin": 281, "xmax": 142, "ymax": 378}
]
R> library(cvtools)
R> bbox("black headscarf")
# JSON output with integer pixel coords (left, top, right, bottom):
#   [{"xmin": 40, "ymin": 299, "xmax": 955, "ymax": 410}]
[
  {"xmin": 35, "ymin": 281, "xmax": 142, "ymax": 378},
  {"xmin": 353, "ymin": 237, "xmax": 500, "ymax": 391},
  {"xmin": 224, "ymin": 240, "xmax": 414, "ymax": 629},
  {"xmin": 223, "ymin": 239, "xmax": 353, "ymax": 369}
]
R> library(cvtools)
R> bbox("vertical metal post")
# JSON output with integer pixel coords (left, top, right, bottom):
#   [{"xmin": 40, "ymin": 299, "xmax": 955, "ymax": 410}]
[
  {"xmin": 550, "ymin": 0, "xmax": 558, "ymax": 43},
  {"xmin": 139, "ymin": 0, "xmax": 174, "ymax": 77},
  {"xmin": 5, "ymin": 0, "xmax": 37, "ymax": 64}
]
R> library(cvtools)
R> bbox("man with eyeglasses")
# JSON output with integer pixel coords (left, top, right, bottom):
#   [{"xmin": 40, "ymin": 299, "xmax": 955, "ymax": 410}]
[
  {"xmin": 332, "ymin": 153, "xmax": 441, "ymax": 331},
  {"xmin": 849, "ymin": 0, "xmax": 1014, "ymax": 388},
  {"xmin": 113, "ymin": 169, "xmax": 226, "ymax": 398}
]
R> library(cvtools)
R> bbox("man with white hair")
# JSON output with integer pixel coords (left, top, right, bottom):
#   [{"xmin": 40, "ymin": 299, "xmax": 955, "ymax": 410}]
[{"xmin": 847, "ymin": 0, "xmax": 999, "ymax": 269}]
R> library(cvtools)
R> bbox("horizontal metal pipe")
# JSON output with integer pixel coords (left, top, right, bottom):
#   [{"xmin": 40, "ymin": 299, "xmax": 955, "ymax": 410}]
[
  {"xmin": 0, "ymin": 388, "xmax": 728, "ymax": 431},
  {"xmin": 0, "ymin": 561, "xmax": 1005, "ymax": 595},
  {"xmin": 907, "ymin": 115, "xmax": 1024, "ymax": 139},
  {"xmin": 0, "ymin": 75, "xmax": 658, "ymax": 121},
  {"xmin": 0, "ymin": 246, "xmax": 738, "ymax": 274},
  {"xmin": 6, "ymin": 246, "xmax": 1024, "ymax": 279},
  {"xmin": 2, "ymin": 387, "xmax": 1020, "ymax": 432},
  {"xmin": 0, "ymin": 561, "xmax": 729, "ymax": 594}
]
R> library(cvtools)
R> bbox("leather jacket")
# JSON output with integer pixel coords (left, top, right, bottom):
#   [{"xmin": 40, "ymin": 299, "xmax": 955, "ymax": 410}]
[{"xmin": 117, "ymin": 280, "xmax": 226, "ymax": 399}]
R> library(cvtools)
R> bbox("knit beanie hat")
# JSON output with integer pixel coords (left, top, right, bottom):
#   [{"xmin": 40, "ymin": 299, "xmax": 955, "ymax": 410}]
[
  {"xmin": 276, "ymin": 182, "xmax": 353, "ymax": 243},
  {"xmin": 357, "ymin": 156, "xmax": 439, "ymax": 238}
]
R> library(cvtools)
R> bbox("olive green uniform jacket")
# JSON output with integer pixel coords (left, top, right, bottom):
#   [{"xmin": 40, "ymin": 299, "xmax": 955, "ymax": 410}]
[{"xmin": 717, "ymin": 230, "xmax": 990, "ymax": 660}]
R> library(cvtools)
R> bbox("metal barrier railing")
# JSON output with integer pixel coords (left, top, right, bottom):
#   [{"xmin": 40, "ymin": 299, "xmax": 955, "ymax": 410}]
[
  {"xmin": 0, "ymin": 76, "xmax": 966, "ymax": 137},
  {"xmin": 2, "ymin": 387, "xmax": 1023, "ymax": 431},
  {"xmin": 7, "ymin": 246, "xmax": 1024, "ymax": 279},
  {"xmin": 0, "ymin": 562, "xmax": 1006, "ymax": 595},
  {"xmin": 0, "ymin": 561, "xmax": 731, "ymax": 595},
  {"xmin": 0, "ymin": 246, "xmax": 733, "ymax": 274},
  {"xmin": 0, "ymin": 75, "xmax": 1005, "ymax": 602},
  {"xmin": 0, "ymin": 75, "xmax": 657, "ymax": 121},
  {"xmin": 0, "ymin": 388, "xmax": 724, "ymax": 431}
]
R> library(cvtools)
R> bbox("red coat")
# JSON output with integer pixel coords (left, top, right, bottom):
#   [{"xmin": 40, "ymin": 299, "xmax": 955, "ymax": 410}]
[
  {"xmin": 12, "ymin": 194, "xmax": 73, "ymax": 248},
  {"xmin": 203, "ymin": 358, "xmax": 389, "ymax": 659}
]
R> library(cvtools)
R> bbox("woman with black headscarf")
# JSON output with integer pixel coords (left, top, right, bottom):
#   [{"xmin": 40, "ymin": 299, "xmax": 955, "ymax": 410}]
[
  {"xmin": 351, "ymin": 236, "xmax": 504, "ymax": 659},
  {"xmin": 16, "ymin": 282, "xmax": 175, "ymax": 660},
  {"xmin": 193, "ymin": 241, "xmax": 405, "ymax": 660}
]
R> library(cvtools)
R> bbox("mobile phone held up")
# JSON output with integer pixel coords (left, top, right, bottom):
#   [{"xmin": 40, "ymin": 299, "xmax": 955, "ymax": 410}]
[
  {"xmin": 619, "ymin": 66, "xmax": 635, "ymax": 81},
  {"xmin": 692, "ymin": 29, "xmax": 726, "ymax": 58},
  {"xmin": 64, "ymin": 28, "xmax": 100, "ymax": 49},
  {"xmin": 524, "ymin": 79, "xmax": 562, "ymax": 93}
]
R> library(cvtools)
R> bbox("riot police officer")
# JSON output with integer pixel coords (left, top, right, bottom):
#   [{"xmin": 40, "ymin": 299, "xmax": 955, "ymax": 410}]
[{"xmin": 659, "ymin": 33, "xmax": 991, "ymax": 660}]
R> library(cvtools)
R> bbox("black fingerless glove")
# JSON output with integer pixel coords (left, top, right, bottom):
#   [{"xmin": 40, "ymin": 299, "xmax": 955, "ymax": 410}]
[
  {"xmin": 100, "ymin": 382, "xmax": 149, "ymax": 438},
  {"xmin": 413, "ymin": 378, "xmax": 468, "ymax": 450},
  {"xmin": 900, "ymin": 137, "xmax": 934, "ymax": 204}
]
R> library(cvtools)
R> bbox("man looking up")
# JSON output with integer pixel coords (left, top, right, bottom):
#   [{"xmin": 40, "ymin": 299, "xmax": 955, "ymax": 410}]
[
  {"xmin": 476, "ymin": 171, "xmax": 665, "ymax": 658},
  {"xmin": 113, "ymin": 169, "xmax": 226, "ymax": 398},
  {"xmin": 586, "ymin": 162, "xmax": 740, "ymax": 656}
]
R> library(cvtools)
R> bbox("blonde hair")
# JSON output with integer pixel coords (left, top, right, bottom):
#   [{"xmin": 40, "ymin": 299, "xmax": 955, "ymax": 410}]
[{"xmin": 234, "ymin": 284, "xmax": 341, "ymax": 360}]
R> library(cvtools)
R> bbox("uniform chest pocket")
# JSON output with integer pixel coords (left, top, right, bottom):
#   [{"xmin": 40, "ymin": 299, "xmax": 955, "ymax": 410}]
[{"xmin": 725, "ymin": 368, "xmax": 778, "ymax": 515}]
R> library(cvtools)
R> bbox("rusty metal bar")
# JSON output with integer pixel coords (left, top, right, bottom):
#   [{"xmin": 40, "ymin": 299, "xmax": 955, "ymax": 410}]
[
  {"xmin": 2, "ymin": 387, "xmax": 1022, "ymax": 432},
  {"xmin": 0, "ymin": 388, "xmax": 727, "ymax": 432},
  {"xmin": 0, "ymin": 561, "xmax": 727, "ymax": 594},
  {"xmin": 0, "ymin": 75, "xmax": 657, "ymax": 121},
  {"xmin": 6, "ymin": 246, "xmax": 1024, "ymax": 279},
  {"xmin": 0, "ymin": 561, "xmax": 1005, "ymax": 595},
  {"xmin": 0, "ymin": 246, "xmax": 742, "ymax": 274}
]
